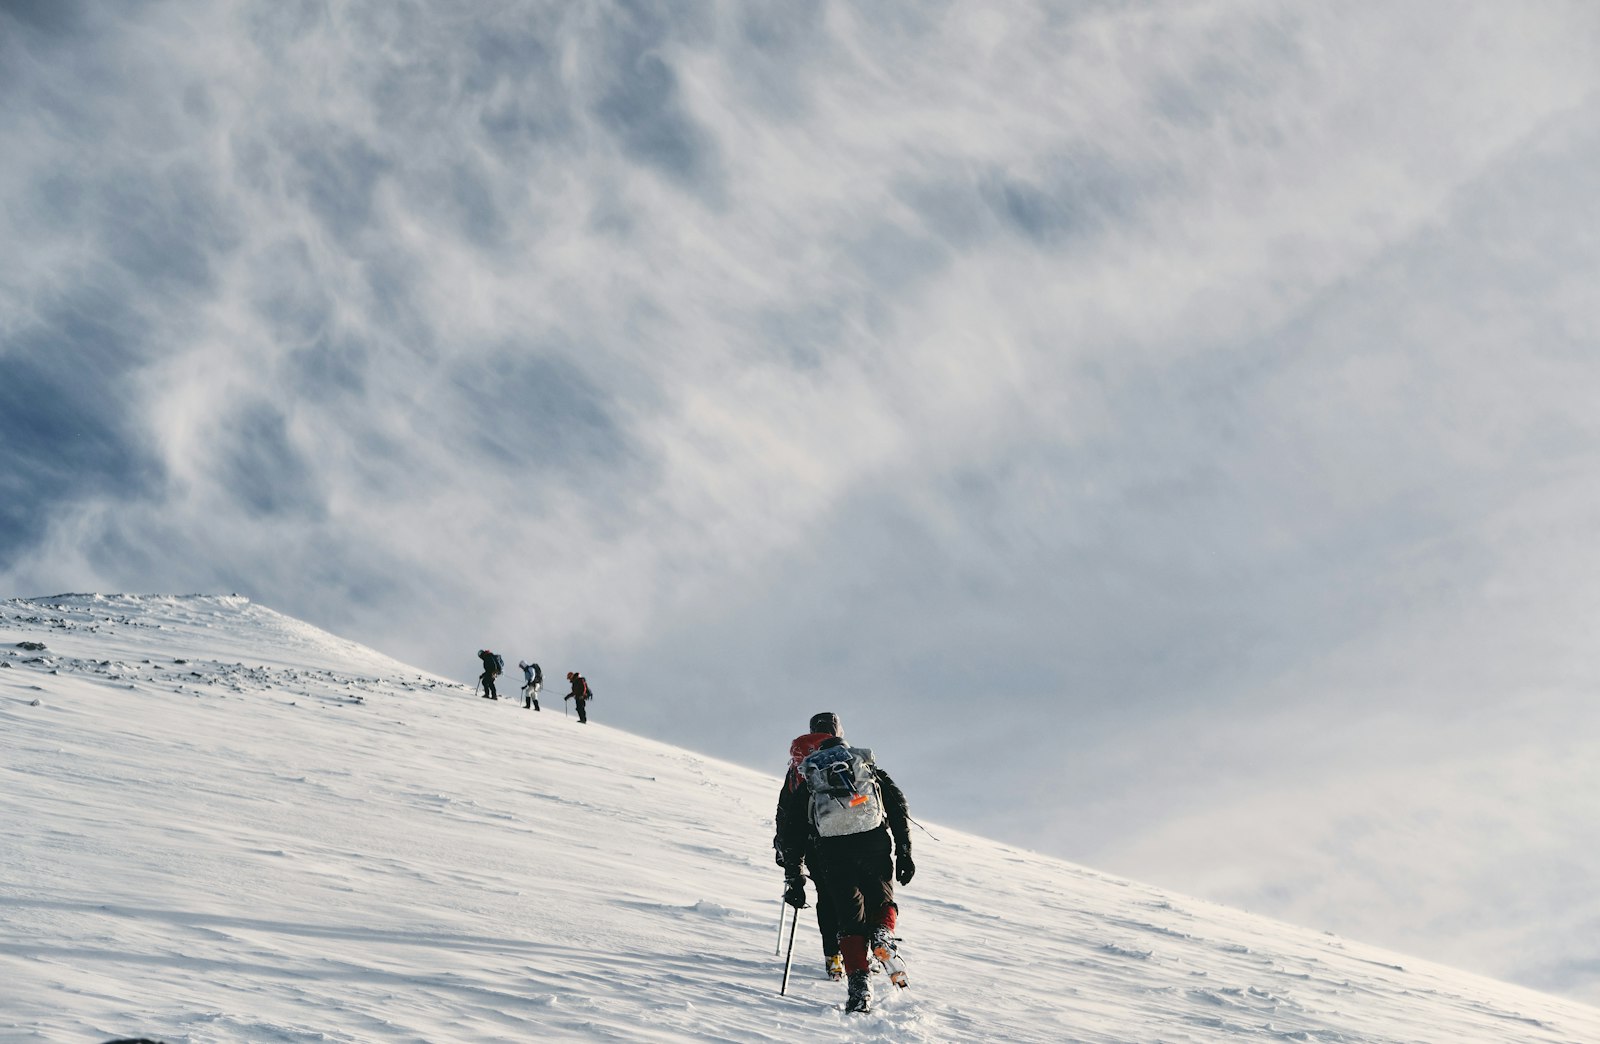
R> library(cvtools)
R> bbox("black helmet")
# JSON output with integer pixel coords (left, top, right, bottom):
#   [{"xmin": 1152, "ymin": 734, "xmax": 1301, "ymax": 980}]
[{"xmin": 809, "ymin": 712, "xmax": 840, "ymax": 736}]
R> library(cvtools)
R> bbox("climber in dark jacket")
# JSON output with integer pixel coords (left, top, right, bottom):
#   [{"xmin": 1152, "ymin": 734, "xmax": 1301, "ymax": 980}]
[
  {"xmin": 775, "ymin": 711, "xmax": 913, "ymax": 1012},
  {"xmin": 564, "ymin": 671, "xmax": 592, "ymax": 723},
  {"xmin": 477, "ymin": 649, "xmax": 501, "ymax": 700}
]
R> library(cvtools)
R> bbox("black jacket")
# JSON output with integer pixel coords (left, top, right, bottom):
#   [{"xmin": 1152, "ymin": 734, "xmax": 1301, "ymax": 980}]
[{"xmin": 775, "ymin": 737, "xmax": 910, "ymax": 870}]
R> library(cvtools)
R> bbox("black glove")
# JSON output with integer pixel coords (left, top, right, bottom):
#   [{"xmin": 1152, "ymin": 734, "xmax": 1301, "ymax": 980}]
[
  {"xmin": 895, "ymin": 847, "xmax": 915, "ymax": 886},
  {"xmin": 783, "ymin": 873, "xmax": 809, "ymax": 908}
]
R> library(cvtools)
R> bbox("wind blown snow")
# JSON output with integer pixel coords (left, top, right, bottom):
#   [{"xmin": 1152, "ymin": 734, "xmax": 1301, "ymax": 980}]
[{"xmin": 2, "ymin": 595, "xmax": 1596, "ymax": 1043}]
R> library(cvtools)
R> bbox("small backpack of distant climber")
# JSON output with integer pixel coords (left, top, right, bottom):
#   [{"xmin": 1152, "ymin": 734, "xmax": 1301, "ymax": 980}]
[
  {"xmin": 800, "ymin": 744, "xmax": 886, "ymax": 837},
  {"xmin": 493, "ymin": 652, "xmax": 504, "ymax": 675}
]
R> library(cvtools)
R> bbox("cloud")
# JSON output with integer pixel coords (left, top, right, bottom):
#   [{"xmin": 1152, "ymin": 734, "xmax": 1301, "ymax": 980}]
[
  {"xmin": 591, "ymin": 1, "xmax": 724, "ymax": 198},
  {"xmin": 0, "ymin": 321, "xmax": 166, "ymax": 558},
  {"xmin": 0, "ymin": 0, "xmax": 85, "ymax": 38},
  {"xmin": 218, "ymin": 401, "xmax": 326, "ymax": 518}
]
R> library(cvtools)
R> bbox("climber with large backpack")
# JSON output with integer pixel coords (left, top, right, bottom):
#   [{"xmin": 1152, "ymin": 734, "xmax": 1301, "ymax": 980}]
[
  {"xmin": 775, "ymin": 711, "xmax": 915, "ymax": 1014},
  {"xmin": 519, "ymin": 660, "xmax": 542, "ymax": 710},
  {"xmin": 477, "ymin": 649, "xmax": 503, "ymax": 700}
]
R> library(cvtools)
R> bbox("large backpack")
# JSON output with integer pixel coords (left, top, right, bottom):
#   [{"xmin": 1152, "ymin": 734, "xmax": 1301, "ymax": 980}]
[
  {"xmin": 800, "ymin": 745, "xmax": 886, "ymax": 838},
  {"xmin": 493, "ymin": 653, "xmax": 505, "ymax": 675},
  {"xmin": 786, "ymin": 733, "xmax": 825, "ymax": 793}
]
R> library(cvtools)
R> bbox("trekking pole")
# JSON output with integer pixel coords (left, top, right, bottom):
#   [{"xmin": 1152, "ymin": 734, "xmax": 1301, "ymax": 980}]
[
  {"xmin": 778, "ymin": 903, "xmax": 800, "ymax": 996},
  {"xmin": 775, "ymin": 898, "xmax": 787, "ymax": 955}
]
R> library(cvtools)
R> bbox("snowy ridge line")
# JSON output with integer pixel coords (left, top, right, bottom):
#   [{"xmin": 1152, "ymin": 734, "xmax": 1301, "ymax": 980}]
[
  {"xmin": 0, "ymin": 645, "xmax": 445, "ymax": 706},
  {"xmin": 3, "ymin": 595, "xmax": 1600, "ymax": 1042},
  {"xmin": 3, "ymin": 592, "xmax": 449, "ymax": 680}
]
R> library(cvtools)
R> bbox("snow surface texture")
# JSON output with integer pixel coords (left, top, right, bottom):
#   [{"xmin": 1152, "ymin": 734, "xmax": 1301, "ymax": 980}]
[{"xmin": 2, "ymin": 595, "xmax": 1597, "ymax": 1043}]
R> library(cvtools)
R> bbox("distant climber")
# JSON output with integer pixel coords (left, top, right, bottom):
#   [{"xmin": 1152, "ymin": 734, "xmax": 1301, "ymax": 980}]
[
  {"xmin": 564, "ymin": 671, "xmax": 592, "ymax": 723},
  {"xmin": 519, "ymin": 660, "xmax": 542, "ymax": 710},
  {"xmin": 477, "ymin": 649, "xmax": 503, "ymax": 700}
]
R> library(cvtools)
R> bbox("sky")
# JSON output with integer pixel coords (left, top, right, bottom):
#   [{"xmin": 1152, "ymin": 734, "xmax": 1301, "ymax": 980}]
[
  {"xmin": 4, "ymin": 0, "xmax": 1600, "ymax": 1004},
  {"xmin": 5, "ymin": 593, "xmax": 1600, "ymax": 1042}
]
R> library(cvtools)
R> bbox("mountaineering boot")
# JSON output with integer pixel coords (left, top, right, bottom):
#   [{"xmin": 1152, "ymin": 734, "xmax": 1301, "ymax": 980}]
[
  {"xmin": 870, "ymin": 928, "xmax": 909, "ymax": 989},
  {"xmin": 826, "ymin": 953, "xmax": 844, "ymax": 980},
  {"xmin": 845, "ymin": 970, "xmax": 872, "ymax": 1013}
]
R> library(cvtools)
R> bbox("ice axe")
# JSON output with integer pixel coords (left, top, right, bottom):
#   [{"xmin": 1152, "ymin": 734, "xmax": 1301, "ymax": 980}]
[
  {"xmin": 778, "ymin": 902, "xmax": 800, "ymax": 996},
  {"xmin": 774, "ymin": 897, "xmax": 786, "ymax": 956}
]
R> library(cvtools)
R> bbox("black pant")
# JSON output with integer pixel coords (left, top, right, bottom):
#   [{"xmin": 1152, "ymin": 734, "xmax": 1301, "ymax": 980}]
[
  {"xmin": 480, "ymin": 671, "xmax": 498, "ymax": 699},
  {"xmin": 812, "ymin": 829, "xmax": 894, "ymax": 938},
  {"xmin": 811, "ymin": 868, "xmax": 841, "ymax": 957},
  {"xmin": 573, "ymin": 697, "xmax": 588, "ymax": 722}
]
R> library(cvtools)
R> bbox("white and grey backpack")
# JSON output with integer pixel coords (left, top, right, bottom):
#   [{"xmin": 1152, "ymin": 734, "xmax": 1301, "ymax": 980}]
[{"xmin": 800, "ymin": 745, "xmax": 887, "ymax": 838}]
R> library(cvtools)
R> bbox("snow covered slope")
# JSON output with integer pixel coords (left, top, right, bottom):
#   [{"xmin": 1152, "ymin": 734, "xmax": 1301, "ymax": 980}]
[{"xmin": 2, "ymin": 594, "xmax": 1596, "ymax": 1043}]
